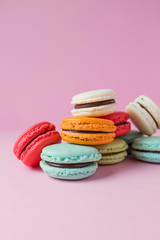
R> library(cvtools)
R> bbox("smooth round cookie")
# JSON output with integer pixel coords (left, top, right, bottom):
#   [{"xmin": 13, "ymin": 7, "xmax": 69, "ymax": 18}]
[
  {"xmin": 61, "ymin": 131, "xmax": 115, "ymax": 145},
  {"xmin": 60, "ymin": 117, "xmax": 116, "ymax": 145},
  {"xmin": 99, "ymin": 112, "xmax": 131, "ymax": 136},
  {"xmin": 131, "ymin": 136, "xmax": 160, "ymax": 163},
  {"xmin": 135, "ymin": 96, "xmax": 160, "ymax": 128},
  {"xmin": 41, "ymin": 143, "xmax": 101, "ymax": 163},
  {"xmin": 71, "ymin": 89, "xmax": 117, "ymax": 117},
  {"xmin": 13, "ymin": 122, "xmax": 61, "ymax": 167},
  {"xmin": 95, "ymin": 139, "xmax": 128, "ymax": 165},
  {"xmin": 40, "ymin": 161, "xmax": 98, "ymax": 180},
  {"xmin": 71, "ymin": 89, "xmax": 116, "ymax": 104},
  {"xmin": 126, "ymin": 95, "xmax": 160, "ymax": 135},
  {"xmin": 97, "ymin": 151, "xmax": 127, "ymax": 165},
  {"xmin": 40, "ymin": 143, "xmax": 101, "ymax": 180},
  {"xmin": 119, "ymin": 130, "xmax": 144, "ymax": 145}
]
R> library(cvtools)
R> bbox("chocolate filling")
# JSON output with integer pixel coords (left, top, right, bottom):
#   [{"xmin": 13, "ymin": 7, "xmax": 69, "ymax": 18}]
[
  {"xmin": 75, "ymin": 99, "xmax": 115, "ymax": 109},
  {"xmin": 62, "ymin": 130, "xmax": 111, "ymax": 133},
  {"xmin": 45, "ymin": 161, "xmax": 92, "ymax": 168},
  {"xmin": 21, "ymin": 131, "xmax": 50, "ymax": 156},
  {"xmin": 138, "ymin": 103, "xmax": 158, "ymax": 128},
  {"xmin": 132, "ymin": 149, "xmax": 160, "ymax": 153},
  {"xmin": 115, "ymin": 122, "xmax": 127, "ymax": 126}
]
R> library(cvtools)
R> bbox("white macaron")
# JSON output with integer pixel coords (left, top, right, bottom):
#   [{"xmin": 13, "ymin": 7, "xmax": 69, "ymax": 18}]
[
  {"xmin": 126, "ymin": 95, "xmax": 160, "ymax": 136},
  {"xmin": 71, "ymin": 89, "xmax": 117, "ymax": 117}
]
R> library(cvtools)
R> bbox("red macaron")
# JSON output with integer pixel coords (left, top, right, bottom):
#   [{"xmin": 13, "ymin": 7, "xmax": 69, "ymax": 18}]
[
  {"xmin": 13, "ymin": 122, "xmax": 61, "ymax": 167},
  {"xmin": 98, "ymin": 112, "xmax": 131, "ymax": 137}
]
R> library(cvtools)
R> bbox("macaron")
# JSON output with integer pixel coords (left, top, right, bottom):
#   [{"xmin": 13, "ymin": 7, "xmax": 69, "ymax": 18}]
[
  {"xmin": 95, "ymin": 139, "xmax": 128, "ymax": 165},
  {"xmin": 71, "ymin": 89, "xmax": 117, "ymax": 117},
  {"xmin": 13, "ymin": 122, "xmax": 61, "ymax": 167},
  {"xmin": 60, "ymin": 117, "xmax": 116, "ymax": 145},
  {"xmin": 40, "ymin": 143, "xmax": 101, "ymax": 180},
  {"xmin": 119, "ymin": 130, "xmax": 144, "ymax": 153},
  {"xmin": 132, "ymin": 137, "xmax": 160, "ymax": 163},
  {"xmin": 98, "ymin": 111, "xmax": 131, "ymax": 136},
  {"xmin": 126, "ymin": 95, "xmax": 160, "ymax": 136}
]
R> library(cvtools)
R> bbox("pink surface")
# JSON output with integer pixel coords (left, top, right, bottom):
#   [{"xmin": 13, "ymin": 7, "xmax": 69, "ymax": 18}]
[
  {"xmin": 1, "ymin": 1, "xmax": 160, "ymax": 239},
  {"xmin": 0, "ymin": 0, "xmax": 160, "ymax": 131},
  {"xmin": 2, "ymin": 131, "xmax": 160, "ymax": 240}
]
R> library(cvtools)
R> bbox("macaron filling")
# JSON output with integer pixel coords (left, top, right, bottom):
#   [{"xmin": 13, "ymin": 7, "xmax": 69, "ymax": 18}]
[
  {"xmin": 45, "ymin": 161, "xmax": 92, "ymax": 168},
  {"xmin": 137, "ymin": 103, "xmax": 158, "ymax": 128},
  {"xmin": 102, "ymin": 150, "xmax": 126, "ymax": 155},
  {"xmin": 62, "ymin": 130, "xmax": 113, "ymax": 133},
  {"xmin": 132, "ymin": 148, "xmax": 160, "ymax": 153},
  {"xmin": 115, "ymin": 122, "xmax": 128, "ymax": 126},
  {"xmin": 74, "ymin": 99, "xmax": 115, "ymax": 109}
]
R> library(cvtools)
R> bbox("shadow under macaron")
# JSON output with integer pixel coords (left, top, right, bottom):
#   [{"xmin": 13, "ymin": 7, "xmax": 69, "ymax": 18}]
[{"xmin": 85, "ymin": 155, "xmax": 142, "ymax": 181}]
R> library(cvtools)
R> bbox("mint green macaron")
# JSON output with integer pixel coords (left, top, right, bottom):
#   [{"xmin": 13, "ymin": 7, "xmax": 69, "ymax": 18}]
[
  {"xmin": 119, "ymin": 130, "xmax": 144, "ymax": 153},
  {"xmin": 40, "ymin": 143, "xmax": 101, "ymax": 180},
  {"xmin": 95, "ymin": 138, "xmax": 128, "ymax": 165},
  {"xmin": 132, "ymin": 136, "xmax": 160, "ymax": 163}
]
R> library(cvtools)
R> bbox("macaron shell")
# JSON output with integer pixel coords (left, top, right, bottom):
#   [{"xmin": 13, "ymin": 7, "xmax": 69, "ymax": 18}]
[
  {"xmin": 99, "ymin": 111, "xmax": 129, "ymax": 124},
  {"xmin": 22, "ymin": 131, "xmax": 61, "ymax": 167},
  {"xmin": 40, "ymin": 161, "xmax": 98, "ymax": 180},
  {"xmin": 61, "ymin": 131, "xmax": 115, "ymax": 145},
  {"xmin": 132, "ymin": 136, "xmax": 160, "ymax": 151},
  {"xmin": 41, "ymin": 143, "xmax": 101, "ymax": 164},
  {"xmin": 135, "ymin": 96, "xmax": 160, "ymax": 128},
  {"xmin": 126, "ymin": 102, "xmax": 157, "ymax": 136},
  {"xmin": 60, "ymin": 117, "xmax": 116, "ymax": 132},
  {"xmin": 119, "ymin": 130, "xmax": 144, "ymax": 144},
  {"xmin": 97, "ymin": 151, "xmax": 127, "ymax": 165},
  {"xmin": 71, "ymin": 103, "xmax": 117, "ymax": 117},
  {"xmin": 13, "ymin": 122, "xmax": 55, "ymax": 159},
  {"xmin": 132, "ymin": 150, "xmax": 160, "ymax": 163},
  {"xmin": 71, "ymin": 89, "xmax": 116, "ymax": 104},
  {"xmin": 115, "ymin": 122, "xmax": 131, "ymax": 137},
  {"xmin": 98, "ymin": 112, "xmax": 131, "ymax": 136},
  {"xmin": 95, "ymin": 138, "xmax": 128, "ymax": 154}
]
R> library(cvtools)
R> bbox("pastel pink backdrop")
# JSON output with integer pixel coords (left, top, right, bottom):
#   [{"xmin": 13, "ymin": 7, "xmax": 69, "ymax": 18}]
[
  {"xmin": 0, "ymin": 0, "xmax": 160, "ymax": 131},
  {"xmin": 1, "ymin": 2, "xmax": 160, "ymax": 240}
]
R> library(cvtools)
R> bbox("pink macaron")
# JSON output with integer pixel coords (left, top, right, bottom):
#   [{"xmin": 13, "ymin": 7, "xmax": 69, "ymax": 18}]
[
  {"xmin": 98, "ymin": 112, "xmax": 131, "ymax": 137},
  {"xmin": 13, "ymin": 122, "xmax": 61, "ymax": 167}
]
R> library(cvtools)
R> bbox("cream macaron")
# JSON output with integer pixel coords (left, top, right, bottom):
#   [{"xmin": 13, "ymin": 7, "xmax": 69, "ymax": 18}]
[
  {"xmin": 126, "ymin": 95, "xmax": 160, "ymax": 136},
  {"xmin": 71, "ymin": 89, "xmax": 117, "ymax": 117}
]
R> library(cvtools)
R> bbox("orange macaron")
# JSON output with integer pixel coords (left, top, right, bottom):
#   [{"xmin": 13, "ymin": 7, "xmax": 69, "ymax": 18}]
[{"xmin": 60, "ymin": 117, "xmax": 116, "ymax": 145}]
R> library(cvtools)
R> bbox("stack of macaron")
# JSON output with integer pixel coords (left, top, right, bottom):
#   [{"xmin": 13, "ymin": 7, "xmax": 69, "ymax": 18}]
[
  {"xmin": 13, "ymin": 89, "xmax": 160, "ymax": 180},
  {"xmin": 60, "ymin": 89, "xmax": 130, "ymax": 166}
]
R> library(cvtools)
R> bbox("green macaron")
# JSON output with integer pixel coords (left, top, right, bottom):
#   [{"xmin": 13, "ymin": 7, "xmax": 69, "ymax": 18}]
[
  {"xmin": 40, "ymin": 143, "xmax": 101, "ymax": 180},
  {"xmin": 132, "ymin": 136, "xmax": 160, "ymax": 163},
  {"xmin": 95, "ymin": 138, "xmax": 128, "ymax": 165}
]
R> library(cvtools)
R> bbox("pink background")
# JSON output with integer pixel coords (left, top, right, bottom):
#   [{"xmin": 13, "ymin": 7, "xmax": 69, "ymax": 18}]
[
  {"xmin": 0, "ymin": 0, "xmax": 160, "ymax": 131},
  {"xmin": 1, "ymin": 1, "xmax": 160, "ymax": 240}
]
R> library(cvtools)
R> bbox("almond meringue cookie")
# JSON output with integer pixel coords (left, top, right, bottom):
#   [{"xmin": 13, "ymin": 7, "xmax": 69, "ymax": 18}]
[
  {"xmin": 126, "ymin": 95, "xmax": 160, "ymax": 136},
  {"xmin": 95, "ymin": 139, "xmax": 128, "ymax": 165},
  {"xmin": 71, "ymin": 89, "xmax": 117, "ymax": 117},
  {"xmin": 131, "ymin": 136, "xmax": 160, "ymax": 163},
  {"xmin": 40, "ymin": 143, "xmax": 101, "ymax": 180}
]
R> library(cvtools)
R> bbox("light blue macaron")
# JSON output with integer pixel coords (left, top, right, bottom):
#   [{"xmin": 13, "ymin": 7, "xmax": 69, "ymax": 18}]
[
  {"xmin": 119, "ymin": 130, "xmax": 144, "ymax": 153},
  {"xmin": 131, "ymin": 136, "xmax": 160, "ymax": 163},
  {"xmin": 40, "ymin": 143, "xmax": 101, "ymax": 180},
  {"xmin": 119, "ymin": 130, "xmax": 144, "ymax": 144}
]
